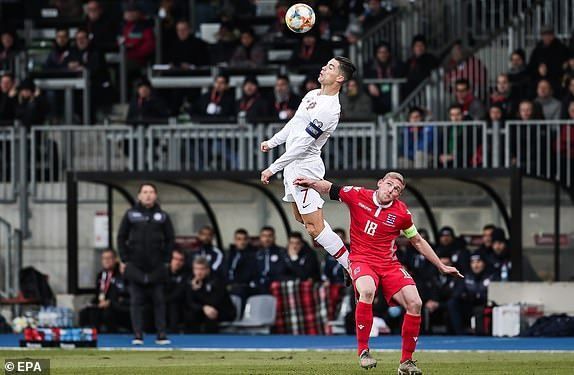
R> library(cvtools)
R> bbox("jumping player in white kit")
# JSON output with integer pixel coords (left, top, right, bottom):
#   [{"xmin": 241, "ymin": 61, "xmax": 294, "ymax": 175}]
[{"xmin": 260, "ymin": 56, "xmax": 356, "ymax": 275}]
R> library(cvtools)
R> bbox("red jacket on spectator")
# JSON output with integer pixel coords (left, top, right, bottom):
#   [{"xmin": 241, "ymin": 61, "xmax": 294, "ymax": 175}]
[{"xmin": 122, "ymin": 20, "xmax": 155, "ymax": 66}]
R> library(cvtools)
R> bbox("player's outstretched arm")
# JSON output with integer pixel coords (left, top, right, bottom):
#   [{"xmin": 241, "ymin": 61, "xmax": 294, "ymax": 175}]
[
  {"xmin": 293, "ymin": 177, "xmax": 333, "ymax": 195},
  {"xmin": 409, "ymin": 234, "xmax": 464, "ymax": 278}
]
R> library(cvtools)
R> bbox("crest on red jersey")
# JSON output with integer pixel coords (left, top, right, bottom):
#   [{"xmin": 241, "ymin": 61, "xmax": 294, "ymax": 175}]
[{"xmin": 385, "ymin": 213, "xmax": 397, "ymax": 225}]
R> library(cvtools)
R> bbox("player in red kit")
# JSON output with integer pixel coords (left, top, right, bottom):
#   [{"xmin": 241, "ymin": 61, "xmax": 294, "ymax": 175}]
[{"xmin": 294, "ymin": 172, "xmax": 463, "ymax": 374}]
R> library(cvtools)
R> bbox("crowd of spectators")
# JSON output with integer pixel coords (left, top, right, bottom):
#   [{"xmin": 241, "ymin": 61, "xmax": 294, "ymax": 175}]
[{"xmin": 81, "ymin": 215, "xmax": 518, "ymax": 337}]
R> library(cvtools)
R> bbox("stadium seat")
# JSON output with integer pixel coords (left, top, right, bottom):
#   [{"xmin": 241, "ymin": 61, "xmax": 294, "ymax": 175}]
[{"xmin": 223, "ymin": 295, "xmax": 277, "ymax": 334}]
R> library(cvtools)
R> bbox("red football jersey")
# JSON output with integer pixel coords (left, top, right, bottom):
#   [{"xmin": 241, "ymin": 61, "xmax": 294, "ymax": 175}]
[{"xmin": 338, "ymin": 186, "xmax": 415, "ymax": 265}]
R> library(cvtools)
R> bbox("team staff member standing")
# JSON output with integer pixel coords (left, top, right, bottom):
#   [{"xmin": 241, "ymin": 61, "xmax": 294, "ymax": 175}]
[{"xmin": 118, "ymin": 183, "xmax": 174, "ymax": 345}]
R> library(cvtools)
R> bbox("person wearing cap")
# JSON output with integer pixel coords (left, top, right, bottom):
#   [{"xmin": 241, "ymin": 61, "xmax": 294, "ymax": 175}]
[
  {"xmin": 236, "ymin": 76, "xmax": 271, "ymax": 123},
  {"xmin": 528, "ymin": 25, "xmax": 570, "ymax": 87},
  {"xmin": 126, "ymin": 78, "xmax": 169, "ymax": 123},
  {"xmin": 229, "ymin": 28, "xmax": 265, "ymax": 68},
  {"xmin": 448, "ymin": 252, "xmax": 498, "ymax": 335},
  {"xmin": 482, "ymin": 227, "xmax": 512, "ymax": 281},
  {"xmin": 435, "ymin": 226, "xmax": 470, "ymax": 275}
]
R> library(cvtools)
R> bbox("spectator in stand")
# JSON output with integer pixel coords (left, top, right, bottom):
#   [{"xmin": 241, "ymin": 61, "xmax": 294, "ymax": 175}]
[
  {"xmin": 398, "ymin": 107, "xmax": 433, "ymax": 168},
  {"xmin": 284, "ymin": 232, "xmax": 321, "ymax": 282},
  {"xmin": 490, "ymin": 74, "xmax": 521, "ymax": 118},
  {"xmin": 0, "ymin": 30, "xmax": 20, "ymax": 72},
  {"xmin": 272, "ymin": 75, "xmax": 300, "ymax": 121},
  {"xmin": 44, "ymin": 28, "xmax": 71, "ymax": 70},
  {"xmin": 444, "ymin": 40, "xmax": 488, "ymax": 98},
  {"xmin": 165, "ymin": 249, "xmax": 188, "ymax": 333},
  {"xmin": 359, "ymin": 0, "xmax": 390, "ymax": 32},
  {"xmin": 126, "ymin": 78, "xmax": 170, "ymax": 123},
  {"xmin": 507, "ymin": 49, "xmax": 531, "ymax": 99},
  {"xmin": 486, "ymin": 104, "xmax": 505, "ymax": 164},
  {"xmin": 255, "ymin": 226, "xmax": 287, "ymax": 293},
  {"xmin": 484, "ymin": 228, "xmax": 512, "ymax": 282},
  {"xmin": 439, "ymin": 104, "xmax": 479, "ymax": 168},
  {"xmin": 555, "ymin": 100, "xmax": 574, "ymax": 185},
  {"xmin": 49, "ymin": 0, "xmax": 83, "ymax": 18},
  {"xmin": 434, "ymin": 226, "xmax": 470, "ymax": 275},
  {"xmin": 323, "ymin": 228, "xmax": 348, "ymax": 285},
  {"xmin": 121, "ymin": 3, "xmax": 155, "ymax": 87},
  {"xmin": 534, "ymin": 79, "xmax": 561, "ymax": 120},
  {"xmin": 404, "ymin": 35, "xmax": 439, "ymax": 96},
  {"xmin": 185, "ymin": 256, "xmax": 236, "ymax": 333},
  {"xmin": 562, "ymin": 53, "xmax": 574, "ymax": 88},
  {"xmin": 192, "ymin": 74, "xmax": 236, "ymax": 118},
  {"xmin": 288, "ymin": 31, "xmax": 333, "ymax": 71},
  {"xmin": 340, "ymin": 78, "xmax": 374, "ymax": 120},
  {"xmin": 531, "ymin": 62, "xmax": 562, "ymax": 96},
  {"xmin": 453, "ymin": 78, "xmax": 486, "ymax": 120},
  {"xmin": 264, "ymin": 2, "xmax": 291, "ymax": 42},
  {"xmin": 227, "ymin": 228, "xmax": 258, "ymax": 306},
  {"xmin": 229, "ymin": 28, "xmax": 265, "ymax": 68},
  {"xmin": 212, "ymin": 21, "xmax": 239, "ymax": 63},
  {"xmin": 84, "ymin": 0, "xmax": 119, "ymax": 51},
  {"xmin": 509, "ymin": 99, "xmax": 545, "ymax": 166},
  {"xmin": 448, "ymin": 253, "xmax": 498, "ymax": 335},
  {"xmin": 67, "ymin": 29, "xmax": 112, "ymax": 122},
  {"xmin": 167, "ymin": 20, "xmax": 210, "ymax": 68},
  {"xmin": 561, "ymin": 77, "xmax": 574, "ymax": 118},
  {"xmin": 528, "ymin": 25, "xmax": 570, "ymax": 88},
  {"xmin": 0, "ymin": 73, "xmax": 17, "ymax": 122},
  {"xmin": 364, "ymin": 42, "xmax": 404, "ymax": 115},
  {"xmin": 186, "ymin": 225, "xmax": 224, "ymax": 277},
  {"xmin": 117, "ymin": 183, "xmax": 174, "ymax": 345},
  {"xmin": 476, "ymin": 224, "xmax": 496, "ymax": 257},
  {"xmin": 14, "ymin": 79, "xmax": 47, "ymax": 126},
  {"xmin": 79, "ymin": 249, "xmax": 131, "ymax": 333},
  {"xmin": 301, "ymin": 74, "xmax": 320, "ymax": 94},
  {"xmin": 237, "ymin": 76, "xmax": 271, "ymax": 122}
]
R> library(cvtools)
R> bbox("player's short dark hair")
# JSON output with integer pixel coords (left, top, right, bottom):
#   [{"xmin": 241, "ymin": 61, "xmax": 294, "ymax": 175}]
[
  {"xmin": 289, "ymin": 231, "xmax": 303, "ymax": 241},
  {"xmin": 235, "ymin": 228, "xmax": 248, "ymax": 236},
  {"xmin": 334, "ymin": 56, "xmax": 356, "ymax": 83},
  {"xmin": 138, "ymin": 182, "xmax": 158, "ymax": 194},
  {"xmin": 260, "ymin": 226, "xmax": 275, "ymax": 234}
]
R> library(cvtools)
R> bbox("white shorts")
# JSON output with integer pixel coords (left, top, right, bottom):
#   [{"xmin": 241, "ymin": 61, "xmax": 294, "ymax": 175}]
[{"xmin": 282, "ymin": 160, "xmax": 325, "ymax": 215}]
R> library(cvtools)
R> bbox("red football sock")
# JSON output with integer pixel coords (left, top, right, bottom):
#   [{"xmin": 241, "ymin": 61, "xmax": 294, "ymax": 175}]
[
  {"xmin": 355, "ymin": 301, "xmax": 373, "ymax": 356},
  {"xmin": 401, "ymin": 313, "xmax": 421, "ymax": 362}
]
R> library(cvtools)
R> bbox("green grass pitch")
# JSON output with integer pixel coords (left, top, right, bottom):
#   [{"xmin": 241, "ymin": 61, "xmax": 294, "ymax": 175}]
[{"xmin": 1, "ymin": 350, "xmax": 573, "ymax": 374}]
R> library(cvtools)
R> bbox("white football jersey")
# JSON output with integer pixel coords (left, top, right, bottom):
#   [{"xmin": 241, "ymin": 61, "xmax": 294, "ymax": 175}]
[{"xmin": 267, "ymin": 89, "xmax": 341, "ymax": 175}]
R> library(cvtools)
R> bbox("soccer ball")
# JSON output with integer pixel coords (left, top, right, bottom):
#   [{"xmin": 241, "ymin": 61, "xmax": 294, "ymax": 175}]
[{"xmin": 285, "ymin": 3, "xmax": 316, "ymax": 34}]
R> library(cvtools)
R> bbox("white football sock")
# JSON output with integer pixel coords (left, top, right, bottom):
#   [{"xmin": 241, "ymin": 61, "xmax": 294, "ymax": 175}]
[{"xmin": 314, "ymin": 220, "xmax": 350, "ymax": 269}]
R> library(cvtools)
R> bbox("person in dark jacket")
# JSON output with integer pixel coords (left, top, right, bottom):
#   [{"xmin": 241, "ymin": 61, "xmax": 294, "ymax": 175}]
[
  {"xmin": 84, "ymin": 0, "xmax": 120, "ymax": 51},
  {"xmin": 226, "ymin": 228, "xmax": 258, "ymax": 306},
  {"xmin": 434, "ymin": 226, "xmax": 470, "ymax": 275},
  {"xmin": 44, "ymin": 28, "xmax": 71, "ymax": 70},
  {"xmin": 165, "ymin": 249, "xmax": 188, "ymax": 333},
  {"xmin": 185, "ymin": 256, "xmax": 236, "ymax": 333},
  {"xmin": 528, "ymin": 26, "xmax": 570, "ymax": 87},
  {"xmin": 14, "ymin": 79, "xmax": 47, "ymax": 127},
  {"xmin": 448, "ymin": 253, "xmax": 499, "ymax": 335},
  {"xmin": 126, "ymin": 78, "xmax": 170, "ymax": 123},
  {"xmin": 186, "ymin": 225, "xmax": 225, "ymax": 277},
  {"xmin": 255, "ymin": 226, "xmax": 287, "ymax": 292},
  {"xmin": 191, "ymin": 74, "xmax": 236, "ymax": 118},
  {"xmin": 0, "ymin": 30, "xmax": 21, "ymax": 72},
  {"xmin": 364, "ymin": 42, "xmax": 404, "ymax": 114},
  {"xmin": 166, "ymin": 20, "xmax": 210, "ymax": 68},
  {"xmin": 117, "ymin": 183, "xmax": 174, "ymax": 345},
  {"xmin": 79, "ymin": 249, "xmax": 131, "ymax": 332},
  {"xmin": 284, "ymin": 232, "xmax": 321, "ymax": 282},
  {"xmin": 272, "ymin": 75, "xmax": 300, "ymax": 121},
  {"xmin": 236, "ymin": 76, "xmax": 271, "ymax": 123},
  {"xmin": 0, "ymin": 73, "xmax": 17, "ymax": 122},
  {"xmin": 475, "ymin": 224, "xmax": 496, "ymax": 257},
  {"xmin": 483, "ymin": 228, "xmax": 512, "ymax": 281},
  {"xmin": 288, "ymin": 31, "xmax": 334, "ymax": 72},
  {"xmin": 403, "ymin": 35, "xmax": 439, "ymax": 96}
]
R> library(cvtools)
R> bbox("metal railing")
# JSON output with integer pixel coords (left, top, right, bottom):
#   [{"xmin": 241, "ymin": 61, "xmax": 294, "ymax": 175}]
[
  {"xmin": 0, "ymin": 217, "xmax": 22, "ymax": 300},
  {"xmin": 0, "ymin": 128, "xmax": 16, "ymax": 202},
  {"xmin": 390, "ymin": 121, "xmax": 489, "ymax": 169},
  {"xmin": 505, "ymin": 120, "xmax": 573, "ymax": 187}
]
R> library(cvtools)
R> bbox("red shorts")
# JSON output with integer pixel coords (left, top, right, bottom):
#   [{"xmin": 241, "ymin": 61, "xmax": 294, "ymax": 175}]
[{"xmin": 350, "ymin": 261, "xmax": 416, "ymax": 306}]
